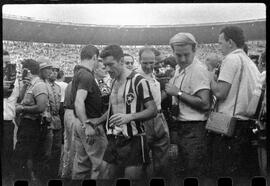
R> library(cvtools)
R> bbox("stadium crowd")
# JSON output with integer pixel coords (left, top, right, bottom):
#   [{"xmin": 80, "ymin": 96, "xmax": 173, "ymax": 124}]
[
  {"xmin": 2, "ymin": 26, "xmax": 267, "ymax": 186},
  {"xmin": 3, "ymin": 39, "xmax": 265, "ymax": 77}
]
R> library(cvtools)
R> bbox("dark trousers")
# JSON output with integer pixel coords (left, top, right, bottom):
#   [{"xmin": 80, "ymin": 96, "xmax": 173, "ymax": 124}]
[
  {"xmin": 2, "ymin": 120, "xmax": 15, "ymax": 184},
  {"xmin": 208, "ymin": 120, "xmax": 259, "ymax": 178},
  {"xmin": 38, "ymin": 128, "xmax": 62, "ymax": 180},
  {"xmin": 13, "ymin": 118, "xmax": 42, "ymax": 180},
  {"xmin": 173, "ymin": 121, "xmax": 207, "ymax": 177}
]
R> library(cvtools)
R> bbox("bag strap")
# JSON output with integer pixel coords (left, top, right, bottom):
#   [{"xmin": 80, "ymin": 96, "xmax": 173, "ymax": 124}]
[{"xmin": 232, "ymin": 55, "xmax": 244, "ymax": 116}]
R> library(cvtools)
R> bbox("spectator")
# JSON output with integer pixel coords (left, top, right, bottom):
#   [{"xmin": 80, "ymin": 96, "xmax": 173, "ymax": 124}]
[
  {"xmin": 61, "ymin": 65, "xmax": 79, "ymax": 179},
  {"xmin": 42, "ymin": 64, "xmax": 62, "ymax": 179},
  {"xmin": 2, "ymin": 50, "xmax": 20, "ymax": 185},
  {"xmin": 14, "ymin": 58, "xmax": 51, "ymax": 182},
  {"xmin": 210, "ymin": 26, "xmax": 262, "ymax": 178},
  {"xmin": 56, "ymin": 69, "xmax": 68, "ymax": 144},
  {"xmin": 137, "ymin": 47, "xmax": 170, "ymax": 178},
  {"xmin": 71, "ymin": 45, "xmax": 108, "ymax": 179},
  {"xmin": 165, "ymin": 32, "xmax": 211, "ymax": 177},
  {"xmin": 123, "ymin": 53, "xmax": 135, "ymax": 70}
]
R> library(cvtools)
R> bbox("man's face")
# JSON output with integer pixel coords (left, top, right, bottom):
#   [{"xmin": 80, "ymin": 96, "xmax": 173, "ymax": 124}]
[
  {"xmin": 95, "ymin": 61, "xmax": 107, "ymax": 78},
  {"xmin": 218, "ymin": 33, "xmax": 231, "ymax": 56},
  {"xmin": 124, "ymin": 56, "xmax": 134, "ymax": 70},
  {"xmin": 3, "ymin": 54, "xmax": 10, "ymax": 69},
  {"xmin": 49, "ymin": 68, "xmax": 58, "ymax": 81},
  {"xmin": 103, "ymin": 56, "xmax": 122, "ymax": 79},
  {"xmin": 173, "ymin": 44, "xmax": 195, "ymax": 66},
  {"xmin": 41, "ymin": 67, "xmax": 53, "ymax": 80},
  {"xmin": 140, "ymin": 51, "xmax": 155, "ymax": 74}
]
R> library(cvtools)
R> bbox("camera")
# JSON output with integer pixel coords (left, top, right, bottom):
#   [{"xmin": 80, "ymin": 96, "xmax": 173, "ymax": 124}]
[{"xmin": 22, "ymin": 68, "xmax": 31, "ymax": 80}]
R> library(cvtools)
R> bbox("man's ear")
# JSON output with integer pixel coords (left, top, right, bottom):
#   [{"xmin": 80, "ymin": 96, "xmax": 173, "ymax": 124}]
[
  {"xmin": 92, "ymin": 54, "xmax": 97, "ymax": 61},
  {"xmin": 119, "ymin": 57, "xmax": 124, "ymax": 65}
]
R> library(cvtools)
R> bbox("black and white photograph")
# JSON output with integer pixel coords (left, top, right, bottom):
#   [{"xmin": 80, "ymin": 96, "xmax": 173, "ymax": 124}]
[{"xmin": 2, "ymin": 3, "xmax": 267, "ymax": 186}]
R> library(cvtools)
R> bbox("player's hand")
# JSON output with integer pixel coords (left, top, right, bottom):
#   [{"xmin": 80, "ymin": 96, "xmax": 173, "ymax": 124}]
[{"xmin": 109, "ymin": 113, "xmax": 133, "ymax": 127}]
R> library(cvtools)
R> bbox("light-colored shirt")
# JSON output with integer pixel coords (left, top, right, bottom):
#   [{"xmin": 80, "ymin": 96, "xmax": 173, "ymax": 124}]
[
  {"xmin": 21, "ymin": 76, "xmax": 48, "ymax": 120},
  {"xmin": 55, "ymin": 81, "xmax": 68, "ymax": 102},
  {"xmin": 217, "ymin": 49, "xmax": 262, "ymax": 119},
  {"xmin": 137, "ymin": 67, "xmax": 162, "ymax": 110},
  {"xmin": 170, "ymin": 58, "xmax": 211, "ymax": 121},
  {"xmin": 3, "ymin": 79, "xmax": 20, "ymax": 120}
]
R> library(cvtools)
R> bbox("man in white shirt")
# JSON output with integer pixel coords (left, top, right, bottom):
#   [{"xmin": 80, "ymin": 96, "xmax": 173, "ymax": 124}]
[
  {"xmin": 3, "ymin": 50, "xmax": 20, "ymax": 184},
  {"xmin": 137, "ymin": 47, "xmax": 170, "ymax": 178},
  {"xmin": 210, "ymin": 26, "xmax": 261, "ymax": 177},
  {"xmin": 164, "ymin": 33, "xmax": 211, "ymax": 177},
  {"xmin": 55, "ymin": 70, "xmax": 68, "ymax": 144}
]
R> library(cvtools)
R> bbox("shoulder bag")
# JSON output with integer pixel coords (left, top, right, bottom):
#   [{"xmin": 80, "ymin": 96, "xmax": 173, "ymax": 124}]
[{"xmin": 205, "ymin": 56, "xmax": 244, "ymax": 137}]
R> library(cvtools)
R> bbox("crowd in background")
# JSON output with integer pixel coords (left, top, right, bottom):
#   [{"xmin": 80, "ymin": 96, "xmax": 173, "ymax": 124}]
[
  {"xmin": 2, "ymin": 26, "xmax": 267, "ymax": 186},
  {"xmin": 3, "ymin": 40, "xmax": 265, "ymax": 77}
]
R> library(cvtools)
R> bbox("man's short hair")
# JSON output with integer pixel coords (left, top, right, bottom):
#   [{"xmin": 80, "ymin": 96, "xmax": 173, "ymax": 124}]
[
  {"xmin": 260, "ymin": 51, "xmax": 266, "ymax": 64},
  {"xmin": 80, "ymin": 44, "xmax": 99, "ymax": 61},
  {"xmin": 100, "ymin": 45, "xmax": 124, "ymax": 62},
  {"xmin": 243, "ymin": 43, "xmax": 248, "ymax": 54},
  {"xmin": 139, "ymin": 47, "xmax": 155, "ymax": 61},
  {"xmin": 3, "ymin": 50, "xmax": 9, "ymax": 56},
  {"xmin": 22, "ymin": 59, "xmax": 40, "ymax": 75},
  {"xmin": 57, "ymin": 70, "xmax": 65, "ymax": 79},
  {"xmin": 123, "ymin": 53, "xmax": 134, "ymax": 62},
  {"xmin": 220, "ymin": 26, "xmax": 245, "ymax": 48}
]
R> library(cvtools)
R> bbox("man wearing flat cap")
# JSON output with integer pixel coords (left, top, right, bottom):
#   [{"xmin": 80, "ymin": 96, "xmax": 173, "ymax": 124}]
[
  {"xmin": 40, "ymin": 63, "xmax": 62, "ymax": 179},
  {"xmin": 14, "ymin": 57, "xmax": 51, "ymax": 181},
  {"xmin": 164, "ymin": 33, "xmax": 211, "ymax": 177}
]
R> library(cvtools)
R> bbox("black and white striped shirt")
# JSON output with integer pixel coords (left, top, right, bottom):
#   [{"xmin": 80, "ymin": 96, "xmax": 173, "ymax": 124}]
[{"xmin": 106, "ymin": 71, "xmax": 153, "ymax": 137}]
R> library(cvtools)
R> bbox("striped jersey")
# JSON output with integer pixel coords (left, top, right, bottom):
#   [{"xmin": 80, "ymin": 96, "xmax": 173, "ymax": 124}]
[{"xmin": 106, "ymin": 71, "xmax": 153, "ymax": 137}]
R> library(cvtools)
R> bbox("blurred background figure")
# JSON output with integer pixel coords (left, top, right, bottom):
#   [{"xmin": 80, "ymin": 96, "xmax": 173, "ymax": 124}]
[
  {"xmin": 123, "ymin": 53, "xmax": 135, "ymax": 70},
  {"xmin": 205, "ymin": 53, "xmax": 222, "ymax": 72}
]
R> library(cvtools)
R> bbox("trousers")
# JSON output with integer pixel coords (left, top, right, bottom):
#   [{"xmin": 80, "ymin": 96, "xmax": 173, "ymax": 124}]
[
  {"xmin": 143, "ymin": 113, "xmax": 170, "ymax": 178},
  {"xmin": 72, "ymin": 117, "xmax": 108, "ymax": 179}
]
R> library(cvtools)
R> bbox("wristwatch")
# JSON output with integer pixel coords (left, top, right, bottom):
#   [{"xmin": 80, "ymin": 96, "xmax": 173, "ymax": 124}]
[{"xmin": 177, "ymin": 91, "xmax": 183, "ymax": 99}]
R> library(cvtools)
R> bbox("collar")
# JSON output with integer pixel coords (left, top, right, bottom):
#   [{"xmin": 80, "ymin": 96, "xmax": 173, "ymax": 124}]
[
  {"xmin": 178, "ymin": 57, "xmax": 199, "ymax": 75},
  {"xmin": 77, "ymin": 65, "xmax": 94, "ymax": 75},
  {"xmin": 137, "ymin": 67, "xmax": 156, "ymax": 81},
  {"xmin": 226, "ymin": 48, "xmax": 244, "ymax": 56},
  {"xmin": 126, "ymin": 70, "xmax": 137, "ymax": 80}
]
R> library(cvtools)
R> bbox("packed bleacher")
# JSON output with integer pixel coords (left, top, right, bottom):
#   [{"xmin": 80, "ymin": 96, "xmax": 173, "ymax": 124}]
[{"xmin": 3, "ymin": 40, "xmax": 265, "ymax": 77}]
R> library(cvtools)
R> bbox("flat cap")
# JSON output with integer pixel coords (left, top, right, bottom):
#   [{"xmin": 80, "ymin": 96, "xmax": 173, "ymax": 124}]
[
  {"xmin": 169, "ymin": 32, "xmax": 197, "ymax": 46},
  {"xmin": 37, "ymin": 57, "xmax": 52, "ymax": 70}
]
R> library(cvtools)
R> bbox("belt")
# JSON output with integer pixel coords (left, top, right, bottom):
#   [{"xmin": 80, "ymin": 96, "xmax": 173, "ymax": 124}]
[
  {"xmin": 157, "ymin": 110, "xmax": 162, "ymax": 113},
  {"xmin": 175, "ymin": 120, "xmax": 206, "ymax": 124}
]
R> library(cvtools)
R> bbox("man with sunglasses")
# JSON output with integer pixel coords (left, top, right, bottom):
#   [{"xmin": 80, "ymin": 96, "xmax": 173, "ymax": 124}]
[{"xmin": 123, "ymin": 53, "xmax": 135, "ymax": 70}]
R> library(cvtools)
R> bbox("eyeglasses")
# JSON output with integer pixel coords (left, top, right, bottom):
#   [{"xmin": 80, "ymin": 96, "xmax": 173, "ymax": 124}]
[{"xmin": 125, "ymin": 62, "xmax": 134, "ymax": 65}]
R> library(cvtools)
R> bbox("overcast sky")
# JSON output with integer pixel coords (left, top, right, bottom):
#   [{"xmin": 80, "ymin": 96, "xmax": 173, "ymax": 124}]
[{"xmin": 3, "ymin": 3, "xmax": 266, "ymax": 26}]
